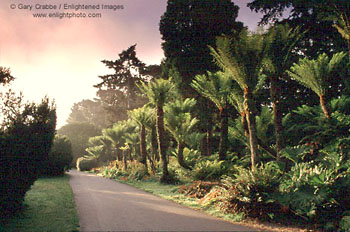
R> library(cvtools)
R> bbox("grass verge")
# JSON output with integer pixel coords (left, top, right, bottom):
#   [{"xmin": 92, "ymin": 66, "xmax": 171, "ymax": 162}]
[{"xmin": 0, "ymin": 174, "xmax": 79, "ymax": 232}]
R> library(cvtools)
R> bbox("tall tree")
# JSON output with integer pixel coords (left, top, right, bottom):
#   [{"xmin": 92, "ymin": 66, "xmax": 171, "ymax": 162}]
[
  {"xmin": 128, "ymin": 106, "xmax": 154, "ymax": 172},
  {"xmin": 248, "ymin": 0, "xmax": 349, "ymax": 57},
  {"xmin": 159, "ymin": 0, "xmax": 244, "ymax": 157},
  {"xmin": 95, "ymin": 44, "xmax": 149, "ymax": 110},
  {"xmin": 262, "ymin": 24, "xmax": 303, "ymax": 159},
  {"xmin": 287, "ymin": 52, "xmax": 347, "ymax": 119},
  {"xmin": 191, "ymin": 71, "xmax": 232, "ymax": 160},
  {"xmin": 138, "ymin": 78, "xmax": 175, "ymax": 183},
  {"xmin": 159, "ymin": 0, "xmax": 243, "ymax": 93},
  {"xmin": 210, "ymin": 30, "xmax": 265, "ymax": 171}
]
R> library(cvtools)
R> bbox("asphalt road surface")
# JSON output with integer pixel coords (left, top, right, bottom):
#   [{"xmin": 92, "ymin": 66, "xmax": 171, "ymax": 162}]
[{"xmin": 68, "ymin": 170, "xmax": 257, "ymax": 232}]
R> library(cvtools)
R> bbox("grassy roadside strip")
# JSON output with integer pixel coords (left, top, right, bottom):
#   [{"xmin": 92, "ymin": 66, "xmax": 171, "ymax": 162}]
[
  {"xmin": 107, "ymin": 176, "xmax": 306, "ymax": 232},
  {"xmin": 0, "ymin": 174, "xmax": 79, "ymax": 232}
]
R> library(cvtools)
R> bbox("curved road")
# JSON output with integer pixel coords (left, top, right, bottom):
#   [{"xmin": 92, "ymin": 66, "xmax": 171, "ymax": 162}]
[{"xmin": 68, "ymin": 170, "xmax": 256, "ymax": 232}]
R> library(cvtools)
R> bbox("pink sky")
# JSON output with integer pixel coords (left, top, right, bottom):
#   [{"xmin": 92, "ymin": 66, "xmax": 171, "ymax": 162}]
[{"xmin": 0, "ymin": 0, "xmax": 263, "ymax": 128}]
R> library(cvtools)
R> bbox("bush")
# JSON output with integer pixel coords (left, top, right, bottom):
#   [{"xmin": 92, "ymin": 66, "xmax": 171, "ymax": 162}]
[
  {"xmin": 279, "ymin": 160, "xmax": 350, "ymax": 230},
  {"xmin": 76, "ymin": 157, "xmax": 98, "ymax": 171},
  {"xmin": 0, "ymin": 98, "xmax": 56, "ymax": 218},
  {"xmin": 219, "ymin": 162, "xmax": 282, "ymax": 220},
  {"xmin": 127, "ymin": 161, "xmax": 149, "ymax": 180},
  {"xmin": 191, "ymin": 158, "xmax": 225, "ymax": 181},
  {"xmin": 41, "ymin": 135, "xmax": 73, "ymax": 176}
]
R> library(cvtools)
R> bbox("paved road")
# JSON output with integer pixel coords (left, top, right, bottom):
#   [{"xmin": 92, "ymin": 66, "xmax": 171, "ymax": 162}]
[{"xmin": 68, "ymin": 170, "xmax": 257, "ymax": 232}]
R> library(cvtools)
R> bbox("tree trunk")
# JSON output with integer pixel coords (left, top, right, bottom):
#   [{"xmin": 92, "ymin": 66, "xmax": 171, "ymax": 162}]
[
  {"xmin": 123, "ymin": 150, "xmax": 128, "ymax": 170},
  {"xmin": 116, "ymin": 148, "xmax": 122, "ymax": 162},
  {"xmin": 270, "ymin": 77, "xmax": 284, "ymax": 159},
  {"xmin": 218, "ymin": 107, "xmax": 228, "ymax": 161},
  {"xmin": 156, "ymin": 106, "xmax": 169, "ymax": 182},
  {"xmin": 177, "ymin": 142, "xmax": 192, "ymax": 170},
  {"xmin": 244, "ymin": 88, "xmax": 259, "ymax": 171},
  {"xmin": 320, "ymin": 95, "xmax": 330, "ymax": 119},
  {"xmin": 139, "ymin": 124, "xmax": 148, "ymax": 173},
  {"xmin": 151, "ymin": 126, "xmax": 159, "ymax": 161},
  {"xmin": 206, "ymin": 100, "xmax": 212, "ymax": 156},
  {"xmin": 146, "ymin": 153, "xmax": 156, "ymax": 174},
  {"xmin": 241, "ymin": 111, "xmax": 249, "ymax": 137}
]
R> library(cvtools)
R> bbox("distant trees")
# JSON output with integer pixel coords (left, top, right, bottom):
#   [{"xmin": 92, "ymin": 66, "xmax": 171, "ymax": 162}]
[
  {"xmin": 58, "ymin": 122, "xmax": 100, "ymax": 165},
  {"xmin": 67, "ymin": 99, "xmax": 108, "ymax": 129},
  {"xmin": 41, "ymin": 135, "xmax": 73, "ymax": 176},
  {"xmin": 95, "ymin": 44, "xmax": 150, "ymax": 110}
]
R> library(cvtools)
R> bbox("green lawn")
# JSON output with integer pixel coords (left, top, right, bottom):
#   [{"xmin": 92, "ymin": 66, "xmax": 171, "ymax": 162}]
[{"xmin": 0, "ymin": 174, "xmax": 79, "ymax": 232}]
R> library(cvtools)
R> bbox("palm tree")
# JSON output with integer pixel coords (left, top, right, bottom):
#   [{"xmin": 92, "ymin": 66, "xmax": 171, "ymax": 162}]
[
  {"xmin": 104, "ymin": 123, "xmax": 126, "ymax": 162},
  {"xmin": 210, "ymin": 30, "xmax": 265, "ymax": 171},
  {"xmin": 191, "ymin": 71, "xmax": 232, "ymax": 160},
  {"xmin": 262, "ymin": 24, "xmax": 302, "ymax": 159},
  {"xmin": 287, "ymin": 52, "xmax": 347, "ymax": 119},
  {"xmin": 88, "ymin": 135, "xmax": 112, "ymax": 162},
  {"xmin": 128, "ymin": 106, "xmax": 154, "ymax": 172},
  {"xmin": 138, "ymin": 78, "xmax": 175, "ymax": 183},
  {"xmin": 165, "ymin": 98, "xmax": 198, "ymax": 170}
]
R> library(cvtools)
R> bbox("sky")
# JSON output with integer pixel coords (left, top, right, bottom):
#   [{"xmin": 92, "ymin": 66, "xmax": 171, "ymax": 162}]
[{"xmin": 0, "ymin": 0, "xmax": 264, "ymax": 129}]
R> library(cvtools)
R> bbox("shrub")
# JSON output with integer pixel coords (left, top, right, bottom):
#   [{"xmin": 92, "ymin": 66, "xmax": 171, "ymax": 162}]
[
  {"xmin": 0, "ymin": 98, "xmax": 56, "ymax": 218},
  {"xmin": 219, "ymin": 162, "xmax": 282, "ymax": 220},
  {"xmin": 41, "ymin": 135, "xmax": 73, "ymax": 176},
  {"xmin": 191, "ymin": 158, "xmax": 225, "ymax": 181},
  {"xmin": 128, "ymin": 161, "xmax": 149, "ymax": 180},
  {"xmin": 279, "ymin": 159, "xmax": 350, "ymax": 230},
  {"xmin": 76, "ymin": 157, "xmax": 98, "ymax": 171}
]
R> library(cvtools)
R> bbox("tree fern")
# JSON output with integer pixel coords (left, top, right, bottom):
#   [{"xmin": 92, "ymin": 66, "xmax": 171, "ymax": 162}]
[
  {"xmin": 191, "ymin": 71, "xmax": 232, "ymax": 160},
  {"xmin": 210, "ymin": 29, "xmax": 265, "ymax": 170},
  {"xmin": 287, "ymin": 52, "xmax": 347, "ymax": 118},
  {"xmin": 164, "ymin": 98, "xmax": 198, "ymax": 169}
]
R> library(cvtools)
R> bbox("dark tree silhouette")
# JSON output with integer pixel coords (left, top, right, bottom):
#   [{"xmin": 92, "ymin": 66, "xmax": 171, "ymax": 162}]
[{"xmin": 95, "ymin": 44, "xmax": 150, "ymax": 110}]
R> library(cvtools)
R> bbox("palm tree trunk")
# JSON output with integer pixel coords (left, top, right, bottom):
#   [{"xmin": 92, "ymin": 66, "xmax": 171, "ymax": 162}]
[
  {"xmin": 139, "ymin": 124, "xmax": 148, "ymax": 172},
  {"xmin": 270, "ymin": 77, "xmax": 284, "ymax": 159},
  {"xmin": 151, "ymin": 126, "xmax": 159, "ymax": 161},
  {"xmin": 206, "ymin": 101, "xmax": 212, "ymax": 156},
  {"xmin": 156, "ymin": 106, "xmax": 169, "ymax": 182},
  {"xmin": 123, "ymin": 150, "xmax": 128, "ymax": 170},
  {"xmin": 320, "ymin": 95, "xmax": 330, "ymax": 119},
  {"xmin": 177, "ymin": 142, "xmax": 192, "ymax": 170},
  {"xmin": 241, "ymin": 111, "xmax": 249, "ymax": 137},
  {"xmin": 218, "ymin": 107, "xmax": 228, "ymax": 161},
  {"xmin": 244, "ymin": 88, "xmax": 259, "ymax": 171},
  {"xmin": 146, "ymin": 153, "xmax": 156, "ymax": 174},
  {"xmin": 200, "ymin": 100, "xmax": 212, "ymax": 157}
]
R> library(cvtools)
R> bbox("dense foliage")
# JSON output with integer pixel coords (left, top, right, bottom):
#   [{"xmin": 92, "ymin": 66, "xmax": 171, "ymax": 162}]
[
  {"xmin": 41, "ymin": 135, "xmax": 73, "ymax": 176},
  {"xmin": 66, "ymin": 1, "xmax": 350, "ymax": 230},
  {"xmin": 0, "ymin": 95, "xmax": 56, "ymax": 217}
]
